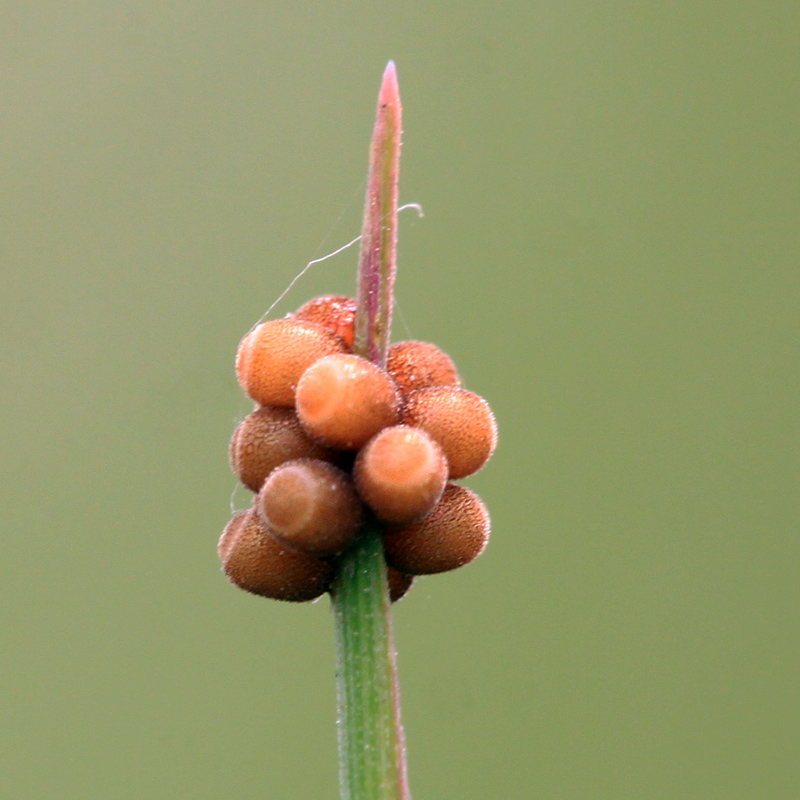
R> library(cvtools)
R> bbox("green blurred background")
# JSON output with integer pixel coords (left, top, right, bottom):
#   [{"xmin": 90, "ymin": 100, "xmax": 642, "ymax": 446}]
[{"xmin": 2, "ymin": 3, "xmax": 798, "ymax": 798}]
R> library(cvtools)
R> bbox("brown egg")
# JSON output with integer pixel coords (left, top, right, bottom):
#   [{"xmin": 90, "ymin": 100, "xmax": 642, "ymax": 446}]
[
  {"xmin": 236, "ymin": 319, "xmax": 347, "ymax": 407},
  {"xmin": 387, "ymin": 340, "xmax": 460, "ymax": 397},
  {"xmin": 384, "ymin": 484, "xmax": 490, "ymax": 575},
  {"xmin": 229, "ymin": 406, "xmax": 339, "ymax": 492},
  {"xmin": 402, "ymin": 386, "xmax": 497, "ymax": 479},
  {"xmin": 386, "ymin": 567, "xmax": 414, "ymax": 602},
  {"xmin": 258, "ymin": 459, "xmax": 363, "ymax": 556},
  {"xmin": 293, "ymin": 295, "xmax": 356, "ymax": 349},
  {"xmin": 218, "ymin": 510, "xmax": 248, "ymax": 563},
  {"xmin": 354, "ymin": 425, "xmax": 447, "ymax": 525},
  {"xmin": 295, "ymin": 354, "xmax": 401, "ymax": 450},
  {"xmin": 220, "ymin": 507, "xmax": 334, "ymax": 601}
]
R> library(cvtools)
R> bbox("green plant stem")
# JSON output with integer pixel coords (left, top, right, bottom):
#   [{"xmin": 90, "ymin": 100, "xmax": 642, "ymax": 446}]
[
  {"xmin": 331, "ymin": 61, "xmax": 409, "ymax": 800},
  {"xmin": 332, "ymin": 524, "xmax": 408, "ymax": 800}
]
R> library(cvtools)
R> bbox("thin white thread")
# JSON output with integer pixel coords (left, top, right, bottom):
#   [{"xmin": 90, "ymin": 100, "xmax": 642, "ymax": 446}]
[
  {"xmin": 251, "ymin": 202, "xmax": 424, "ymax": 331},
  {"xmin": 394, "ymin": 299, "xmax": 413, "ymax": 339},
  {"xmin": 230, "ymin": 203, "xmax": 425, "ymax": 515},
  {"xmin": 229, "ymin": 483, "xmax": 240, "ymax": 516},
  {"xmin": 398, "ymin": 202, "xmax": 425, "ymax": 218},
  {"xmin": 312, "ymin": 180, "xmax": 366, "ymax": 263}
]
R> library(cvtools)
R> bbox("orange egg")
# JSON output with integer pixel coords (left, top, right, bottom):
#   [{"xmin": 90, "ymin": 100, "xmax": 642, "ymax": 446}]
[
  {"xmin": 258, "ymin": 459, "xmax": 362, "ymax": 556},
  {"xmin": 296, "ymin": 354, "xmax": 401, "ymax": 450},
  {"xmin": 354, "ymin": 425, "xmax": 447, "ymax": 525},
  {"xmin": 387, "ymin": 340, "xmax": 460, "ymax": 397},
  {"xmin": 293, "ymin": 295, "xmax": 357, "ymax": 349},
  {"xmin": 402, "ymin": 386, "xmax": 497, "ymax": 479},
  {"xmin": 236, "ymin": 319, "xmax": 347, "ymax": 407}
]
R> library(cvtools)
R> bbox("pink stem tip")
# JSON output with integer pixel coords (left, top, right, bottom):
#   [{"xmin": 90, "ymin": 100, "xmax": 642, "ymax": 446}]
[{"xmin": 354, "ymin": 61, "xmax": 403, "ymax": 367}]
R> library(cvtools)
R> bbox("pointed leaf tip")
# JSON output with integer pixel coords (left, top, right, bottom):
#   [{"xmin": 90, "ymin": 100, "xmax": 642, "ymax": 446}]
[
  {"xmin": 380, "ymin": 61, "xmax": 400, "ymax": 107},
  {"xmin": 355, "ymin": 60, "xmax": 403, "ymax": 365}
]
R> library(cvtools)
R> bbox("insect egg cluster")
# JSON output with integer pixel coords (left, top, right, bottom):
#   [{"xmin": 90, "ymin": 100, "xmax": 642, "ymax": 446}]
[{"xmin": 219, "ymin": 295, "xmax": 497, "ymax": 603}]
